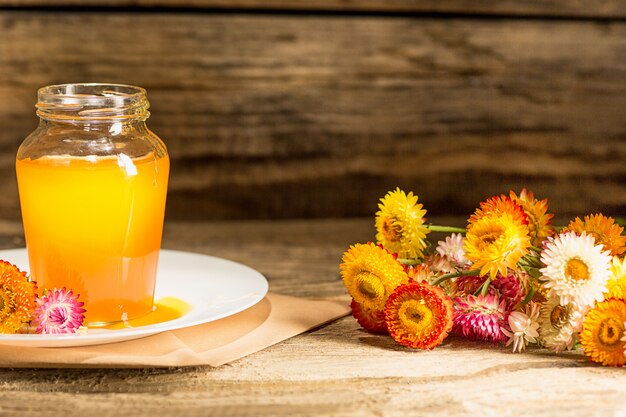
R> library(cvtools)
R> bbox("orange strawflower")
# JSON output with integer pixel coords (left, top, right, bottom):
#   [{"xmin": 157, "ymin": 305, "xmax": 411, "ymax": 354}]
[
  {"xmin": 340, "ymin": 243, "xmax": 409, "ymax": 311},
  {"xmin": 580, "ymin": 298, "xmax": 626, "ymax": 366},
  {"xmin": 468, "ymin": 195, "xmax": 528, "ymax": 227},
  {"xmin": 563, "ymin": 214, "xmax": 626, "ymax": 256},
  {"xmin": 509, "ymin": 189, "xmax": 555, "ymax": 247},
  {"xmin": 0, "ymin": 260, "xmax": 37, "ymax": 334},
  {"xmin": 351, "ymin": 299, "xmax": 387, "ymax": 334},
  {"xmin": 385, "ymin": 282, "xmax": 453, "ymax": 350}
]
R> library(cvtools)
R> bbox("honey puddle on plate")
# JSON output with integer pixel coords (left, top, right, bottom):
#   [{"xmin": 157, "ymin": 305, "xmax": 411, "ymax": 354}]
[{"xmin": 100, "ymin": 297, "xmax": 192, "ymax": 330}]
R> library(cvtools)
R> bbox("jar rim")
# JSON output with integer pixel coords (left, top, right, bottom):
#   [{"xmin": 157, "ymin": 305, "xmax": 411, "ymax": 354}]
[{"xmin": 36, "ymin": 83, "xmax": 150, "ymax": 122}]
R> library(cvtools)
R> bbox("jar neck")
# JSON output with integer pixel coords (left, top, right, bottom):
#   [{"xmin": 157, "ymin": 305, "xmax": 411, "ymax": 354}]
[
  {"xmin": 38, "ymin": 117, "xmax": 148, "ymax": 129},
  {"xmin": 36, "ymin": 83, "xmax": 150, "ymax": 124}
]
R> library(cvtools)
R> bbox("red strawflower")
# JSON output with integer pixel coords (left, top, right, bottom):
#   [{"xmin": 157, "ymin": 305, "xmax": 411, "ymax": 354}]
[
  {"xmin": 385, "ymin": 282, "xmax": 453, "ymax": 350},
  {"xmin": 351, "ymin": 299, "xmax": 387, "ymax": 334}
]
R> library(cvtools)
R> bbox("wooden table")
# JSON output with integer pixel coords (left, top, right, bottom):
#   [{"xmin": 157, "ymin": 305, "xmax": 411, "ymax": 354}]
[{"xmin": 0, "ymin": 218, "xmax": 624, "ymax": 416}]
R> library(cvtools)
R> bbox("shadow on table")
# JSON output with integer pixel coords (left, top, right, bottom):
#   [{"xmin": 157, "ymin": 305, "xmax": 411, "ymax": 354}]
[{"xmin": 354, "ymin": 331, "xmax": 599, "ymax": 368}]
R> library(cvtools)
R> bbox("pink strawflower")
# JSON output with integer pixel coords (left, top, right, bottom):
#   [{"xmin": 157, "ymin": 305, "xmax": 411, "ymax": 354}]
[
  {"xmin": 436, "ymin": 233, "xmax": 470, "ymax": 266},
  {"xmin": 492, "ymin": 273, "xmax": 525, "ymax": 310},
  {"xmin": 502, "ymin": 302, "xmax": 540, "ymax": 353},
  {"xmin": 424, "ymin": 253, "xmax": 457, "ymax": 275},
  {"xmin": 452, "ymin": 294, "xmax": 508, "ymax": 343},
  {"xmin": 455, "ymin": 273, "xmax": 524, "ymax": 311},
  {"xmin": 33, "ymin": 288, "xmax": 86, "ymax": 334}
]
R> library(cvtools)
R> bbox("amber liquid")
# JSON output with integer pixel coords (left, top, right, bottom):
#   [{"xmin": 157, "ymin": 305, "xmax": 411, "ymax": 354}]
[
  {"xmin": 102, "ymin": 297, "xmax": 191, "ymax": 330},
  {"xmin": 16, "ymin": 153, "xmax": 169, "ymax": 324}
]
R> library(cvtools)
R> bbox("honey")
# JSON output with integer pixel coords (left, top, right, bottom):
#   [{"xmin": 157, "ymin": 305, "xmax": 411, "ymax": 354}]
[
  {"xmin": 16, "ymin": 153, "xmax": 169, "ymax": 324},
  {"xmin": 102, "ymin": 297, "xmax": 191, "ymax": 330}
]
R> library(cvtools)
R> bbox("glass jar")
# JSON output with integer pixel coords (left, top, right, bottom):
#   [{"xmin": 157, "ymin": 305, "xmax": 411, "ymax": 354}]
[{"xmin": 16, "ymin": 84, "xmax": 169, "ymax": 325}]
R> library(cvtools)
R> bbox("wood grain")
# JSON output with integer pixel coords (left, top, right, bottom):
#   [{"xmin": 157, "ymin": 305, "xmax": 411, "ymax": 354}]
[
  {"xmin": 0, "ymin": 12, "xmax": 625, "ymax": 220},
  {"xmin": 0, "ymin": 218, "xmax": 625, "ymax": 417},
  {"xmin": 1, "ymin": 0, "xmax": 625, "ymax": 18}
]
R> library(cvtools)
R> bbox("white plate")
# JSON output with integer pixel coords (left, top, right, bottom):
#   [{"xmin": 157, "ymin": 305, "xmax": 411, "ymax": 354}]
[{"xmin": 0, "ymin": 249, "xmax": 268, "ymax": 347}]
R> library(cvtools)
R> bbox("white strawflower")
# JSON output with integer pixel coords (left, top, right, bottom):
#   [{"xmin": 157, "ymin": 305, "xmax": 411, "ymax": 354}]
[
  {"xmin": 502, "ymin": 302, "xmax": 540, "ymax": 353},
  {"xmin": 540, "ymin": 231, "xmax": 611, "ymax": 307},
  {"xmin": 436, "ymin": 233, "xmax": 469, "ymax": 266},
  {"xmin": 538, "ymin": 296, "xmax": 587, "ymax": 352}
]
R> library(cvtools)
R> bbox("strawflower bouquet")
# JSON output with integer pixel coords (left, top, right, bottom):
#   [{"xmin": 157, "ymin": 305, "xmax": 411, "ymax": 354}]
[
  {"xmin": 0, "ymin": 260, "xmax": 86, "ymax": 335},
  {"xmin": 340, "ymin": 188, "xmax": 626, "ymax": 366}
]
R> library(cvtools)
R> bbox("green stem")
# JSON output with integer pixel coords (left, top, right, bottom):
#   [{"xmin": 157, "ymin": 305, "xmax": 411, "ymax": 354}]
[
  {"xmin": 397, "ymin": 258, "xmax": 418, "ymax": 266},
  {"xmin": 519, "ymin": 254, "xmax": 543, "ymax": 269},
  {"xmin": 522, "ymin": 285, "xmax": 536, "ymax": 305},
  {"xmin": 480, "ymin": 279, "xmax": 491, "ymax": 296},
  {"xmin": 529, "ymin": 245, "xmax": 543, "ymax": 253},
  {"xmin": 428, "ymin": 225, "xmax": 466, "ymax": 234},
  {"xmin": 432, "ymin": 268, "xmax": 481, "ymax": 286},
  {"xmin": 474, "ymin": 278, "xmax": 491, "ymax": 297},
  {"xmin": 519, "ymin": 265, "xmax": 542, "ymax": 279}
]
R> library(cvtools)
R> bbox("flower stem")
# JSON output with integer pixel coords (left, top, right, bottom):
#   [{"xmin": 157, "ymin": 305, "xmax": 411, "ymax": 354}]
[
  {"xmin": 522, "ymin": 285, "xmax": 536, "ymax": 305},
  {"xmin": 519, "ymin": 265, "xmax": 542, "ymax": 279},
  {"xmin": 480, "ymin": 279, "xmax": 490, "ymax": 296},
  {"xmin": 474, "ymin": 278, "xmax": 491, "ymax": 297},
  {"xmin": 529, "ymin": 246, "xmax": 543, "ymax": 253},
  {"xmin": 432, "ymin": 268, "xmax": 481, "ymax": 286},
  {"xmin": 397, "ymin": 258, "xmax": 418, "ymax": 266},
  {"xmin": 519, "ymin": 254, "xmax": 543, "ymax": 269},
  {"xmin": 428, "ymin": 225, "xmax": 466, "ymax": 234}
]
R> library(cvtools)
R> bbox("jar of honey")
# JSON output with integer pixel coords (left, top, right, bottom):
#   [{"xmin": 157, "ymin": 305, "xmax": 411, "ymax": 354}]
[{"xmin": 16, "ymin": 84, "xmax": 169, "ymax": 325}]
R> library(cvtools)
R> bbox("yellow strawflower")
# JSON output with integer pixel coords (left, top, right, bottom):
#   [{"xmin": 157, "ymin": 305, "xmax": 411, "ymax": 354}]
[
  {"xmin": 464, "ymin": 212, "xmax": 531, "ymax": 281},
  {"xmin": 375, "ymin": 188, "xmax": 430, "ymax": 260},
  {"xmin": 605, "ymin": 256, "xmax": 626, "ymax": 300},
  {"xmin": 340, "ymin": 243, "xmax": 409, "ymax": 311}
]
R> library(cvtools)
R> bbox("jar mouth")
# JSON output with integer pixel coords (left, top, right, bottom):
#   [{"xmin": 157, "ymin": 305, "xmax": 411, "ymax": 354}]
[{"xmin": 36, "ymin": 83, "xmax": 150, "ymax": 122}]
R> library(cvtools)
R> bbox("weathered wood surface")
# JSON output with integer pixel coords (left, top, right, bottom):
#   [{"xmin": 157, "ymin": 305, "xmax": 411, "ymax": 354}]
[
  {"xmin": 0, "ymin": 12, "xmax": 625, "ymax": 220},
  {"xmin": 0, "ymin": 218, "xmax": 625, "ymax": 417},
  {"xmin": 2, "ymin": 0, "xmax": 625, "ymax": 18}
]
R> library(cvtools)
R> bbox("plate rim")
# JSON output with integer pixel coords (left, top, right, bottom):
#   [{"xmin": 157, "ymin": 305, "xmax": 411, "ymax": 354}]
[{"xmin": 0, "ymin": 248, "xmax": 269, "ymax": 346}]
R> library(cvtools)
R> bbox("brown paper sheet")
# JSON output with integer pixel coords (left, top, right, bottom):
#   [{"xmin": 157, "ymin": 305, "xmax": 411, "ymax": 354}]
[{"xmin": 0, "ymin": 293, "xmax": 350, "ymax": 368}]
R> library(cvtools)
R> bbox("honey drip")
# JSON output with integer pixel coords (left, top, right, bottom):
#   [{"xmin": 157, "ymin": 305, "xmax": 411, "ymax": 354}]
[{"xmin": 101, "ymin": 297, "xmax": 192, "ymax": 330}]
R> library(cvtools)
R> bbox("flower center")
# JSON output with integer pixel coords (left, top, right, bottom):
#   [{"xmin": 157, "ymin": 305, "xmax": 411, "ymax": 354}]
[
  {"xmin": 597, "ymin": 317, "xmax": 623, "ymax": 347},
  {"xmin": 565, "ymin": 258, "xmax": 590, "ymax": 281},
  {"xmin": 355, "ymin": 272, "xmax": 385, "ymax": 302},
  {"xmin": 0, "ymin": 290, "xmax": 6, "ymax": 315},
  {"xmin": 398, "ymin": 299, "xmax": 434, "ymax": 335},
  {"xmin": 0, "ymin": 287, "xmax": 13, "ymax": 318},
  {"xmin": 381, "ymin": 217, "xmax": 402, "ymax": 242},
  {"xmin": 477, "ymin": 226, "xmax": 504, "ymax": 250},
  {"xmin": 549, "ymin": 304, "xmax": 570, "ymax": 330}
]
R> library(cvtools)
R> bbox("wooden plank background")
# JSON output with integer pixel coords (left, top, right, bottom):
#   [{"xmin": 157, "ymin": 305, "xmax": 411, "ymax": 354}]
[
  {"xmin": 1, "ymin": 0, "xmax": 625, "ymax": 18},
  {"xmin": 0, "ymin": 2, "xmax": 624, "ymax": 220}
]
